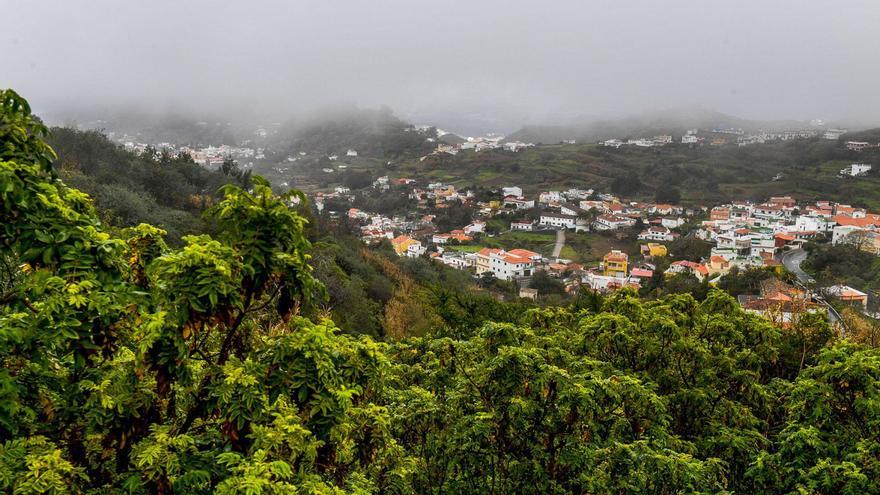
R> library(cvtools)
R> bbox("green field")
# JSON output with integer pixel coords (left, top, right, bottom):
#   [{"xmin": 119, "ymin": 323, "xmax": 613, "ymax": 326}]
[{"xmin": 444, "ymin": 244, "xmax": 484, "ymax": 253}]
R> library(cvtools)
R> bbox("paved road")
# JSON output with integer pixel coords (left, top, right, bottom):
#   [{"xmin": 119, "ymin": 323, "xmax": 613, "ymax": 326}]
[
  {"xmin": 552, "ymin": 229, "xmax": 565, "ymax": 258},
  {"xmin": 779, "ymin": 248, "xmax": 816, "ymax": 284},
  {"xmin": 779, "ymin": 248, "xmax": 842, "ymax": 326}
]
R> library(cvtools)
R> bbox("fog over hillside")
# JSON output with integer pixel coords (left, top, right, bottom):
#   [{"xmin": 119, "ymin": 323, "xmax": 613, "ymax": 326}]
[{"xmin": 4, "ymin": 0, "xmax": 880, "ymax": 132}]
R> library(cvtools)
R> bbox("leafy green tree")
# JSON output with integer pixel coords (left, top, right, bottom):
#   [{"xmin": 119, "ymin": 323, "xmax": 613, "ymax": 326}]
[
  {"xmin": 748, "ymin": 342, "xmax": 880, "ymax": 494},
  {"xmin": 0, "ymin": 89, "xmax": 407, "ymax": 493},
  {"xmin": 528, "ymin": 270, "xmax": 566, "ymax": 295}
]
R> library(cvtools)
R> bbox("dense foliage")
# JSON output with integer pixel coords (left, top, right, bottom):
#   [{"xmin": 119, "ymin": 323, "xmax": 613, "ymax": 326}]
[
  {"xmin": 2, "ymin": 90, "xmax": 880, "ymax": 494},
  {"xmin": 804, "ymin": 242, "xmax": 880, "ymax": 300}
]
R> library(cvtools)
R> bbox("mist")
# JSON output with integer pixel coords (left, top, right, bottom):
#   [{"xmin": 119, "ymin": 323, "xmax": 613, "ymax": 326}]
[{"xmin": 3, "ymin": 0, "xmax": 880, "ymax": 132}]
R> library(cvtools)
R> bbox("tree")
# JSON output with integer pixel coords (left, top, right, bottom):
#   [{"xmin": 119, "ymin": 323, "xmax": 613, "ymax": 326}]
[
  {"xmin": 748, "ymin": 343, "xmax": 880, "ymax": 494},
  {"xmin": 654, "ymin": 186, "xmax": 681, "ymax": 204},
  {"xmin": 528, "ymin": 269, "xmax": 565, "ymax": 295},
  {"xmin": 220, "ymin": 156, "xmax": 252, "ymax": 189},
  {"xmin": 0, "ymin": 90, "xmax": 407, "ymax": 493},
  {"xmin": 668, "ymin": 237, "xmax": 712, "ymax": 261},
  {"xmin": 610, "ymin": 172, "xmax": 643, "ymax": 196}
]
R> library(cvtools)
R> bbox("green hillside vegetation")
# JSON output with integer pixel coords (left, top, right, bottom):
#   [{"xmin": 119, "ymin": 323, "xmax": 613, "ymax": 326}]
[
  {"xmin": 269, "ymin": 105, "xmax": 434, "ymax": 158},
  {"xmin": 393, "ymin": 138, "xmax": 880, "ymax": 208},
  {"xmin": 841, "ymin": 127, "xmax": 880, "ymax": 143},
  {"xmin": 804, "ymin": 243, "xmax": 880, "ymax": 301},
  {"xmin": 3, "ymin": 90, "xmax": 880, "ymax": 494}
]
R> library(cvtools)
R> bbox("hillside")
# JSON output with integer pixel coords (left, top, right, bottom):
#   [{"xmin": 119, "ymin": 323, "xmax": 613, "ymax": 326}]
[
  {"xmin": 247, "ymin": 108, "xmax": 880, "ymax": 208},
  {"xmin": 389, "ymin": 138, "xmax": 880, "ymax": 207},
  {"xmin": 437, "ymin": 131, "xmax": 466, "ymax": 145},
  {"xmin": 51, "ymin": 108, "xmax": 245, "ymax": 147},
  {"xmin": 842, "ymin": 127, "xmax": 880, "ymax": 143},
  {"xmin": 508, "ymin": 108, "xmax": 814, "ymax": 143},
  {"xmin": 268, "ymin": 104, "xmax": 435, "ymax": 158}
]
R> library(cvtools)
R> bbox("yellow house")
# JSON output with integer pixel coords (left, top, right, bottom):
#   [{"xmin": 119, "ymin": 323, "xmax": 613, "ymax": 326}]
[
  {"xmin": 391, "ymin": 235, "xmax": 418, "ymax": 256},
  {"xmin": 646, "ymin": 243, "xmax": 667, "ymax": 257},
  {"xmin": 603, "ymin": 250, "xmax": 629, "ymax": 277}
]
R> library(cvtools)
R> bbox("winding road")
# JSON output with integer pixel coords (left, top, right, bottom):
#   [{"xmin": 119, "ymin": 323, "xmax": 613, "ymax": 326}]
[
  {"xmin": 778, "ymin": 248, "xmax": 842, "ymax": 326},
  {"xmin": 778, "ymin": 248, "xmax": 816, "ymax": 284}
]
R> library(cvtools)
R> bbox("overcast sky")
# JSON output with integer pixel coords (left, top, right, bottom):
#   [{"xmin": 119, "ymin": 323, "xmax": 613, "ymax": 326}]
[{"xmin": 3, "ymin": 0, "xmax": 879, "ymax": 130}]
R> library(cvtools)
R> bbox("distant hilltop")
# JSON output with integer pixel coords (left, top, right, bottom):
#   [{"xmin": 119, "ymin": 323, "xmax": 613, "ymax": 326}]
[{"xmin": 505, "ymin": 107, "xmax": 858, "ymax": 144}]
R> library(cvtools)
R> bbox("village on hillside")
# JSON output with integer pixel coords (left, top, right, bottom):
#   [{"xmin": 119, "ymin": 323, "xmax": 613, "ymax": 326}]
[
  {"xmin": 318, "ymin": 174, "xmax": 879, "ymax": 327},
  {"xmin": 108, "ymin": 122, "xmax": 880, "ymax": 331}
]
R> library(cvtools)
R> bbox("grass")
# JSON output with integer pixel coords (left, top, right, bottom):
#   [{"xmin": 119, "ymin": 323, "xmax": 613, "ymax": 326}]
[
  {"xmin": 495, "ymin": 231, "xmax": 556, "ymax": 243},
  {"xmin": 444, "ymin": 245, "xmax": 484, "ymax": 253},
  {"xmin": 558, "ymin": 245, "xmax": 579, "ymax": 261},
  {"xmin": 564, "ymin": 232, "xmax": 639, "ymax": 263}
]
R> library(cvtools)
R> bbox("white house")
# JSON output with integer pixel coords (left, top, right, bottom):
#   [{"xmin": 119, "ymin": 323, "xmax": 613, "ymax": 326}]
[
  {"xmin": 463, "ymin": 221, "xmax": 486, "ymax": 235},
  {"xmin": 716, "ymin": 231, "xmax": 752, "ymax": 253},
  {"xmin": 564, "ymin": 188, "xmax": 593, "ymax": 200},
  {"xmin": 511, "ymin": 220, "xmax": 536, "ymax": 231},
  {"xmin": 373, "ymin": 176, "xmax": 389, "ymax": 190},
  {"xmin": 346, "ymin": 149, "xmax": 358, "ymax": 157},
  {"xmin": 503, "ymin": 141, "xmax": 534, "ymax": 152},
  {"xmin": 502, "ymin": 186, "xmax": 523, "ymax": 198},
  {"xmin": 840, "ymin": 163, "xmax": 872, "ymax": 177},
  {"xmin": 661, "ymin": 217, "xmax": 685, "ymax": 229},
  {"xmin": 824, "ymin": 129, "xmax": 847, "ymax": 140},
  {"xmin": 560, "ymin": 203, "xmax": 586, "ymax": 217},
  {"xmin": 487, "ymin": 249, "xmax": 541, "ymax": 281},
  {"xmin": 753, "ymin": 204, "xmax": 786, "ymax": 220},
  {"xmin": 638, "ymin": 226, "xmax": 675, "ymax": 242},
  {"xmin": 681, "ymin": 134, "xmax": 699, "ymax": 144},
  {"xmin": 503, "ymin": 196, "xmax": 535, "ymax": 210},
  {"xmin": 594, "ymin": 214, "xmax": 635, "ymax": 231},
  {"xmin": 629, "ymin": 138, "xmax": 655, "ymax": 147},
  {"xmin": 539, "ymin": 191, "xmax": 563, "ymax": 204},
  {"xmin": 795, "ymin": 215, "xmax": 835, "ymax": 234},
  {"xmin": 438, "ymin": 252, "xmax": 473, "ymax": 270},
  {"xmin": 539, "ymin": 213, "xmax": 578, "ymax": 229},
  {"xmin": 749, "ymin": 233, "xmax": 776, "ymax": 257}
]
